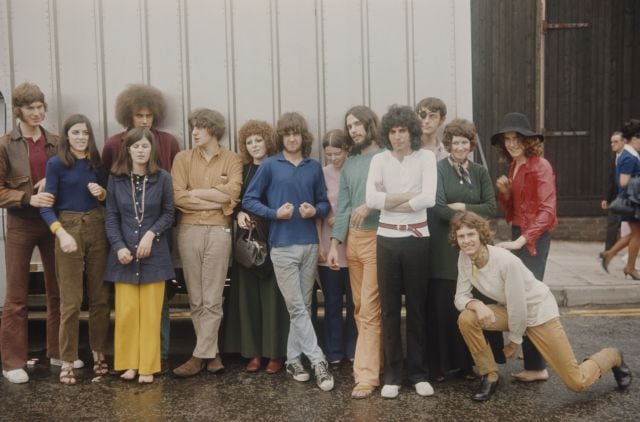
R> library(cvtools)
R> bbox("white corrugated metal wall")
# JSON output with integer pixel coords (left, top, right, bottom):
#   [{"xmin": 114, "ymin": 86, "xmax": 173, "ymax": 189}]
[{"xmin": 0, "ymin": 0, "xmax": 471, "ymax": 155}]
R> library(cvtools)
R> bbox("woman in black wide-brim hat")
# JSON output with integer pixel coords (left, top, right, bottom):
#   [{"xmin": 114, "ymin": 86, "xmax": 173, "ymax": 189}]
[{"xmin": 491, "ymin": 112, "xmax": 557, "ymax": 383}]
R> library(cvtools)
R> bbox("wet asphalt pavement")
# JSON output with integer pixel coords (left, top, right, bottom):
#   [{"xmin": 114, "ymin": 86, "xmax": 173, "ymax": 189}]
[{"xmin": 0, "ymin": 311, "xmax": 638, "ymax": 421}]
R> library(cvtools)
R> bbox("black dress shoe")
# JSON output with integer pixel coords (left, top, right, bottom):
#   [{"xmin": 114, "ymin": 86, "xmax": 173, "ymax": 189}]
[
  {"xmin": 472, "ymin": 375, "xmax": 499, "ymax": 401},
  {"xmin": 612, "ymin": 351, "xmax": 632, "ymax": 390}
]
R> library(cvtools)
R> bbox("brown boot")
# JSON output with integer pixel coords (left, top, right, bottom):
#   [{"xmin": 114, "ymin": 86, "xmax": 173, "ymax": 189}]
[
  {"xmin": 207, "ymin": 355, "xmax": 225, "ymax": 373},
  {"xmin": 173, "ymin": 356, "xmax": 204, "ymax": 378}
]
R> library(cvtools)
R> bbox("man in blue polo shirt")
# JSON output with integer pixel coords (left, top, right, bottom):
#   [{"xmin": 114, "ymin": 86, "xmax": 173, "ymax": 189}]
[{"xmin": 243, "ymin": 112, "xmax": 334, "ymax": 392}]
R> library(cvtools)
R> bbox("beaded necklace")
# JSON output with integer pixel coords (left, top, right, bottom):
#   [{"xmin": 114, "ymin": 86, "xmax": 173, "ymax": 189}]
[{"xmin": 130, "ymin": 173, "xmax": 147, "ymax": 227}]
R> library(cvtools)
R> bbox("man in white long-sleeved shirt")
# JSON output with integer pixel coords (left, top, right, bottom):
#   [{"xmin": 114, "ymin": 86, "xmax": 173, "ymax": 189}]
[
  {"xmin": 365, "ymin": 104, "xmax": 437, "ymax": 399},
  {"xmin": 452, "ymin": 211, "xmax": 631, "ymax": 402}
]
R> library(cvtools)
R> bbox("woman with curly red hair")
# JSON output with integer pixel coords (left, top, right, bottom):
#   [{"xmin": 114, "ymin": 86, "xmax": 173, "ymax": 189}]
[{"xmin": 223, "ymin": 120, "xmax": 288, "ymax": 374}]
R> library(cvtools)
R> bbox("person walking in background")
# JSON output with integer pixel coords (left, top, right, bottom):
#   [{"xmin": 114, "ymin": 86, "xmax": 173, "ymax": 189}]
[
  {"xmin": 426, "ymin": 118, "xmax": 497, "ymax": 382},
  {"xmin": 102, "ymin": 84, "xmax": 180, "ymax": 373},
  {"xmin": 366, "ymin": 105, "xmax": 437, "ymax": 399},
  {"xmin": 171, "ymin": 109, "xmax": 242, "ymax": 377},
  {"xmin": 104, "ymin": 128, "xmax": 175, "ymax": 384},
  {"xmin": 222, "ymin": 120, "xmax": 288, "ymax": 374},
  {"xmin": 41, "ymin": 114, "xmax": 110, "ymax": 384},
  {"xmin": 452, "ymin": 211, "xmax": 632, "ymax": 402},
  {"xmin": 492, "ymin": 112, "xmax": 557, "ymax": 383},
  {"xmin": 0, "ymin": 82, "xmax": 64, "ymax": 384},
  {"xmin": 317, "ymin": 129, "xmax": 357, "ymax": 370},
  {"xmin": 243, "ymin": 112, "xmax": 335, "ymax": 392},
  {"xmin": 327, "ymin": 105, "xmax": 383, "ymax": 399},
  {"xmin": 601, "ymin": 120, "xmax": 640, "ymax": 279},
  {"xmin": 416, "ymin": 97, "xmax": 449, "ymax": 161},
  {"xmin": 600, "ymin": 132, "xmax": 624, "ymax": 253}
]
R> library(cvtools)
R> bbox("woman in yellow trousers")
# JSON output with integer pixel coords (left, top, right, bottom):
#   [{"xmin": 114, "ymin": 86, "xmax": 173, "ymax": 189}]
[{"xmin": 104, "ymin": 128, "xmax": 175, "ymax": 383}]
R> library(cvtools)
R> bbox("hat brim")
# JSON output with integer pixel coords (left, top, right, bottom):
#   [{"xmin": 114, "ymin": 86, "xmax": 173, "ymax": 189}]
[{"xmin": 491, "ymin": 127, "xmax": 544, "ymax": 145}]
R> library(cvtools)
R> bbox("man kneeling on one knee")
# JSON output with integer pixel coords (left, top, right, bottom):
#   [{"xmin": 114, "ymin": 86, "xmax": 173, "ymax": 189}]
[{"xmin": 451, "ymin": 211, "xmax": 632, "ymax": 401}]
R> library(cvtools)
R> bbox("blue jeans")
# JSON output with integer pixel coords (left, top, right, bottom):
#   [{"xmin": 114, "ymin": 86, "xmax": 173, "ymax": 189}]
[
  {"xmin": 271, "ymin": 244, "xmax": 325, "ymax": 366},
  {"xmin": 318, "ymin": 266, "xmax": 356, "ymax": 363}
]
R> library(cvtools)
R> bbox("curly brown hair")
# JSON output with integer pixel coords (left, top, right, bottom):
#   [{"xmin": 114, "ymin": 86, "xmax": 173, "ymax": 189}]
[
  {"xmin": 493, "ymin": 135, "xmax": 544, "ymax": 163},
  {"xmin": 275, "ymin": 112, "xmax": 314, "ymax": 157},
  {"xmin": 12, "ymin": 82, "xmax": 47, "ymax": 119},
  {"xmin": 237, "ymin": 120, "xmax": 277, "ymax": 163},
  {"xmin": 448, "ymin": 211, "xmax": 493, "ymax": 249},
  {"xmin": 379, "ymin": 105, "xmax": 423, "ymax": 151},
  {"xmin": 442, "ymin": 118, "xmax": 477, "ymax": 152},
  {"xmin": 115, "ymin": 84, "xmax": 167, "ymax": 128}
]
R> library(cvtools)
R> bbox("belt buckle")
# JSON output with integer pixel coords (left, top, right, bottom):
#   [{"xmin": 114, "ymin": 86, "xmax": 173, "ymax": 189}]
[{"xmin": 396, "ymin": 224, "xmax": 406, "ymax": 231}]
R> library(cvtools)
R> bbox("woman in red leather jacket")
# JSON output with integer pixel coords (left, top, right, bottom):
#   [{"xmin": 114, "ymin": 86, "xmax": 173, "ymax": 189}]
[{"xmin": 491, "ymin": 112, "xmax": 558, "ymax": 383}]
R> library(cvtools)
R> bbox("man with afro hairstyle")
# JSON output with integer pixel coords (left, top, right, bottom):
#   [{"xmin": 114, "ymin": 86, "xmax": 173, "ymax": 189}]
[{"xmin": 102, "ymin": 84, "xmax": 181, "ymax": 374}]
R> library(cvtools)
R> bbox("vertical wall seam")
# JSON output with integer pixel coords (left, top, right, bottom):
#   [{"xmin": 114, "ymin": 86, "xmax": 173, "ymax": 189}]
[
  {"xmin": 179, "ymin": 0, "xmax": 190, "ymax": 149},
  {"xmin": 361, "ymin": 0, "xmax": 370, "ymax": 106},
  {"xmin": 272, "ymin": 0, "xmax": 281, "ymax": 120},
  {"xmin": 48, "ymin": 0, "xmax": 62, "ymax": 131},
  {"xmin": 94, "ymin": 0, "xmax": 108, "ymax": 145},
  {"xmin": 406, "ymin": 0, "xmax": 415, "ymax": 107},
  {"xmin": 315, "ymin": 0, "xmax": 326, "ymax": 142},
  {"xmin": 6, "ymin": 0, "xmax": 15, "ymax": 122},
  {"xmin": 225, "ymin": 0, "xmax": 237, "ymax": 150},
  {"xmin": 141, "ymin": 0, "xmax": 150, "ymax": 83},
  {"xmin": 4, "ymin": 0, "xmax": 16, "ymax": 104}
]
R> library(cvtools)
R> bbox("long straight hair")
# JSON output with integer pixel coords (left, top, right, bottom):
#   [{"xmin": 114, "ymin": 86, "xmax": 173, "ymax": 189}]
[
  {"xmin": 58, "ymin": 114, "xmax": 102, "ymax": 169},
  {"xmin": 110, "ymin": 127, "xmax": 160, "ymax": 176}
]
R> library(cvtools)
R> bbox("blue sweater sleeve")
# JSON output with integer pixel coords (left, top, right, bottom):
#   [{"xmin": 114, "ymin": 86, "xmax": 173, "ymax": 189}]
[
  {"xmin": 243, "ymin": 162, "xmax": 278, "ymax": 220},
  {"xmin": 105, "ymin": 176, "xmax": 127, "ymax": 252},
  {"xmin": 148, "ymin": 171, "xmax": 175, "ymax": 236},
  {"xmin": 313, "ymin": 163, "xmax": 330, "ymax": 218},
  {"xmin": 40, "ymin": 158, "xmax": 60, "ymax": 229}
]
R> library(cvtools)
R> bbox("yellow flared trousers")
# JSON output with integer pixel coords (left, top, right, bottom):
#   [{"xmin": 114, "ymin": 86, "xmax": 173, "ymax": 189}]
[{"xmin": 114, "ymin": 281, "xmax": 165, "ymax": 375}]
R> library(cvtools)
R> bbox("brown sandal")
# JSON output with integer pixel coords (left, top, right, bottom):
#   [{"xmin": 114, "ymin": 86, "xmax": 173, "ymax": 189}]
[
  {"xmin": 351, "ymin": 383, "xmax": 375, "ymax": 399},
  {"xmin": 93, "ymin": 359, "xmax": 109, "ymax": 376},
  {"xmin": 60, "ymin": 367, "xmax": 76, "ymax": 385}
]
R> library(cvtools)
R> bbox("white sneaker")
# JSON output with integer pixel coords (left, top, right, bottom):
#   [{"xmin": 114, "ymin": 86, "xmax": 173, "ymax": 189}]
[
  {"xmin": 3, "ymin": 368, "xmax": 29, "ymax": 384},
  {"xmin": 50, "ymin": 358, "xmax": 85, "ymax": 369},
  {"xmin": 313, "ymin": 361, "xmax": 334, "ymax": 392},
  {"xmin": 381, "ymin": 384, "xmax": 400, "ymax": 399},
  {"xmin": 415, "ymin": 381, "xmax": 434, "ymax": 396}
]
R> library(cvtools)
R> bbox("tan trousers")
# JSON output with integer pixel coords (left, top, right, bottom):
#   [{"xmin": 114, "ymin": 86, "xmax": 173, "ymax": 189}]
[
  {"xmin": 458, "ymin": 305, "xmax": 621, "ymax": 392},
  {"xmin": 178, "ymin": 224, "xmax": 231, "ymax": 359},
  {"xmin": 56, "ymin": 209, "xmax": 110, "ymax": 361},
  {"xmin": 346, "ymin": 228, "xmax": 382, "ymax": 387},
  {"xmin": 114, "ymin": 281, "xmax": 165, "ymax": 375}
]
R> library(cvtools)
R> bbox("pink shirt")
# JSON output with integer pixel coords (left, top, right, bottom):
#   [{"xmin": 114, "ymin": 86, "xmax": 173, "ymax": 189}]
[{"xmin": 319, "ymin": 164, "xmax": 347, "ymax": 268}]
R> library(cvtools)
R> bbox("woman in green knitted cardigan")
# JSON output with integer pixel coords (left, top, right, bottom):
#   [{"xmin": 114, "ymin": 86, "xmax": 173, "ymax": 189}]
[{"xmin": 426, "ymin": 118, "xmax": 499, "ymax": 382}]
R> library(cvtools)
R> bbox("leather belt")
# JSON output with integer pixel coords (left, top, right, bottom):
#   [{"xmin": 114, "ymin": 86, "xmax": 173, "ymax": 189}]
[{"xmin": 378, "ymin": 221, "xmax": 428, "ymax": 238}]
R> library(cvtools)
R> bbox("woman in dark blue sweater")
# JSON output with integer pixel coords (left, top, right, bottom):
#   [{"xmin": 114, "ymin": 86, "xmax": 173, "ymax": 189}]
[{"xmin": 41, "ymin": 114, "xmax": 110, "ymax": 385}]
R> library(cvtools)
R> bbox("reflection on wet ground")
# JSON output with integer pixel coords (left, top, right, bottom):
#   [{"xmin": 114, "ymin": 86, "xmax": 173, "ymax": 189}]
[{"xmin": 0, "ymin": 316, "xmax": 638, "ymax": 420}]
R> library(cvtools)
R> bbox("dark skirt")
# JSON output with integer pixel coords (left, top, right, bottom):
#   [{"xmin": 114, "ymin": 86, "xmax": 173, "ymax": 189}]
[
  {"xmin": 221, "ymin": 262, "xmax": 289, "ymax": 358},
  {"xmin": 426, "ymin": 279, "xmax": 506, "ymax": 381},
  {"xmin": 426, "ymin": 278, "xmax": 473, "ymax": 380}
]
